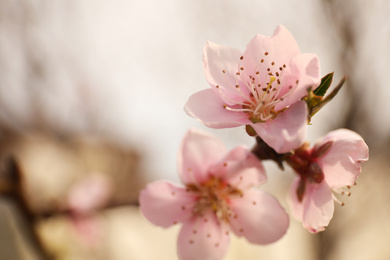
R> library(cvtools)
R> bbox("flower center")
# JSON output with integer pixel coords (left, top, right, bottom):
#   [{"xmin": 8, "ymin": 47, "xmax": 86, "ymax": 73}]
[
  {"xmin": 218, "ymin": 52, "xmax": 298, "ymax": 123},
  {"xmin": 286, "ymin": 141, "xmax": 333, "ymax": 201},
  {"xmin": 187, "ymin": 176, "xmax": 242, "ymax": 222}
]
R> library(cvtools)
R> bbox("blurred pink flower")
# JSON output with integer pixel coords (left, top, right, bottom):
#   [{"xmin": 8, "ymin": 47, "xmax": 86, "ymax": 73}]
[
  {"xmin": 139, "ymin": 129, "xmax": 289, "ymax": 260},
  {"xmin": 68, "ymin": 173, "xmax": 112, "ymax": 214},
  {"xmin": 287, "ymin": 129, "xmax": 369, "ymax": 233},
  {"xmin": 185, "ymin": 25, "xmax": 321, "ymax": 153},
  {"xmin": 67, "ymin": 173, "xmax": 113, "ymax": 246}
]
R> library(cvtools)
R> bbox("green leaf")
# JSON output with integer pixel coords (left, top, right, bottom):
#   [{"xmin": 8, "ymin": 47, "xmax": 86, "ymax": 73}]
[
  {"xmin": 314, "ymin": 72, "xmax": 334, "ymax": 96},
  {"xmin": 310, "ymin": 76, "xmax": 347, "ymax": 116}
]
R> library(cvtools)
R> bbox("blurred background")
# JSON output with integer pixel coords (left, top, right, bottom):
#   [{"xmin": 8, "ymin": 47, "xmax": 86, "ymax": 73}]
[{"xmin": 0, "ymin": 0, "xmax": 389, "ymax": 259}]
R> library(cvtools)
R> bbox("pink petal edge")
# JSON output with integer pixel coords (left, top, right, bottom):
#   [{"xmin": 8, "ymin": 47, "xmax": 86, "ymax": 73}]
[
  {"xmin": 315, "ymin": 129, "xmax": 369, "ymax": 188},
  {"xmin": 208, "ymin": 146, "xmax": 267, "ymax": 190},
  {"xmin": 178, "ymin": 129, "xmax": 228, "ymax": 184},
  {"xmin": 139, "ymin": 181, "xmax": 196, "ymax": 228},
  {"xmin": 251, "ymin": 100, "xmax": 308, "ymax": 153},
  {"xmin": 177, "ymin": 212, "xmax": 230, "ymax": 260},
  {"xmin": 288, "ymin": 179, "xmax": 334, "ymax": 233},
  {"xmin": 184, "ymin": 89, "xmax": 249, "ymax": 129},
  {"xmin": 229, "ymin": 190, "xmax": 289, "ymax": 244}
]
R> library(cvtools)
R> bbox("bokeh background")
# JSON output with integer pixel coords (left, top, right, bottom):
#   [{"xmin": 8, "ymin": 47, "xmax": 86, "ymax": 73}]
[{"xmin": 0, "ymin": 0, "xmax": 389, "ymax": 259}]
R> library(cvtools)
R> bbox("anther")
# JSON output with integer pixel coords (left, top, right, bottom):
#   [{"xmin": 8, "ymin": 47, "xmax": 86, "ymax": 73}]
[
  {"xmin": 261, "ymin": 59, "xmax": 264, "ymax": 63},
  {"xmin": 271, "ymin": 61, "xmax": 275, "ymax": 65},
  {"xmin": 252, "ymin": 201, "xmax": 256, "ymax": 205},
  {"xmin": 275, "ymin": 72, "xmax": 279, "ymax": 77},
  {"xmin": 256, "ymin": 71, "xmax": 259, "ymax": 74},
  {"xmin": 267, "ymin": 68, "xmax": 270, "ymax": 71},
  {"xmin": 240, "ymin": 67, "xmax": 244, "ymax": 70},
  {"xmin": 193, "ymin": 229, "xmax": 197, "ymax": 234},
  {"xmin": 264, "ymin": 52, "xmax": 269, "ymax": 55},
  {"xmin": 277, "ymin": 79, "xmax": 281, "ymax": 84},
  {"xmin": 283, "ymin": 64, "xmax": 286, "ymax": 68},
  {"xmin": 240, "ymin": 56, "xmax": 244, "ymax": 60},
  {"xmin": 236, "ymin": 72, "xmax": 240, "ymax": 75},
  {"xmin": 222, "ymin": 70, "xmax": 225, "ymax": 73},
  {"xmin": 236, "ymin": 84, "xmax": 239, "ymax": 88}
]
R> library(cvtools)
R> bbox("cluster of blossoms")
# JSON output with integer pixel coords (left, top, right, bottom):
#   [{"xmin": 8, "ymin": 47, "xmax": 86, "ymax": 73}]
[{"xmin": 139, "ymin": 25, "xmax": 369, "ymax": 260}]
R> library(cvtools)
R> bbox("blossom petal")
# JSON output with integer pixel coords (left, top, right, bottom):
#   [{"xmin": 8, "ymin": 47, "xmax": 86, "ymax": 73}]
[
  {"xmin": 241, "ymin": 25, "xmax": 300, "ymax": 77},
  {"xmin": 288, "ymin": 178, "xmax": 334, "ymax": 233},
  {"xmin": 209, "ymin": 146, "xmax": 267, "ymax": 190},
  {"xmin": 178, "ymin": 129, "xmax": 227, "ymax": 184},
  {"xmin": 229, "ymin": 190, "xmax": 289, "ymax": 244},
  {"xmin": 251, "ymin": 100, "xmax": 308, "ymax": 153},
  {"xmin": 177, "ymin": 213, "xmax": 230, "ymax": 260},
  {"xmin": 203, "ymin": 40, "xmax": 247, "ymax": 102},
  {"xmin": 315, "ymin": 129, "xmax": 369, "ymax": 188},
  {"xmin": 139, "ymin": 181, "xmax": 196, "ymax": 228},
  {"xmin": 275, "ymin": 53, "xmax": 321, "ymax": 111},
  {"xmin": 184, "ymin": 89, "xmax": 249, "ymax": 128}
]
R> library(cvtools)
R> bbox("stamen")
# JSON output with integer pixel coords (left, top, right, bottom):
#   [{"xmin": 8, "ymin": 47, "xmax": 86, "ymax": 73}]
[
  {"xmin": 332, "ymin": 193, "xmax": 345, "ymax": 206},
  {"xmin": 216, "ymin": 85, "xmax": 256, "ymax": 107},
  {"xmin": 224, "ymin": 106, "xmax": 253, "ymax": 113}
]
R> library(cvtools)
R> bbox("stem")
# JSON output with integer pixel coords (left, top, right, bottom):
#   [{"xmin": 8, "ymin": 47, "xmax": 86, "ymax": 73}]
[{"xmin": 251, "ymin": 136, "xmax": 291, "ymax": 170}]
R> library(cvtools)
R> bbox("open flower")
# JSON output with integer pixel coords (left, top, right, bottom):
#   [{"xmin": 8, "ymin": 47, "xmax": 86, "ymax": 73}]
[
  {"xmin": 286, "ymin": 129, "xmax": 369, "ymax": 233},
  {"xmin": 139, "ymin": 129, "xmax": 289, "ymax": 260},
  {"xmin": 185, "ymin": 25, "xmax": 321, "ymax": 153}
]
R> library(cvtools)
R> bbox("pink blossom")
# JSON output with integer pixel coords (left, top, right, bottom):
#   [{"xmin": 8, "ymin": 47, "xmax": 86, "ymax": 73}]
[
  {"xmin": 185, "ymin": 25, "xmax": 321, "ymax": 153},
  {"xmin": 68, "ymin": 173, "xmax": 113, "ymax": 214},
  {"xmin": 286, "ymin": 129, "xmax": 369, "ymax": 233},
  {"xmin": 139, "ymin": 129, "xmax": 289, "ymax": 260},
  {"xmin": 67, "ymin": 173, "xmax": 113, "ymax": 246}
]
